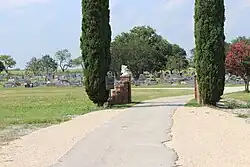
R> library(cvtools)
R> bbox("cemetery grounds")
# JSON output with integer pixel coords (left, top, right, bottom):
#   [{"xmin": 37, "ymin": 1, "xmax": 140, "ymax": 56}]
[{"xmin": 0, "ymin": 86, "xmax": 193, "ymax": 144}]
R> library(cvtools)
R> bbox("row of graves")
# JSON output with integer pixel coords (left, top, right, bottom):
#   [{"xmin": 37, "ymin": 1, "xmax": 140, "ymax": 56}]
[
  {"xmin": 1, "ymin": 73, "xmax": 84, "ymax": 88},
  {"xmin": 132, "ymin": 73, "xmax": 195, "ymax": 87},
  {"xmin": 131, "ymin": 73, "xmax": 244, "ymax": 87}
]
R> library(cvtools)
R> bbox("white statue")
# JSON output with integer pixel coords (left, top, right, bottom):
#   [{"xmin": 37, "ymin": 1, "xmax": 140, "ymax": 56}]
[{"xmin": 121, "ymin": 65, "xmax": 131, "ymax": 77}]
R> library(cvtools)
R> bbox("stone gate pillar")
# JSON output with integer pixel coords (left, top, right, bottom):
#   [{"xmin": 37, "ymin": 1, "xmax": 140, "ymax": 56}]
[{"xmin": 120, "ymin": 75, "xmax": 132, "ymax": 103}]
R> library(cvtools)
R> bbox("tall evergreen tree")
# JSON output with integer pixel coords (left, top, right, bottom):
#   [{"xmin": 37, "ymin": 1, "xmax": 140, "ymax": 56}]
[
  {"xmin": 194, "ymin": 0, "xmax": 225, "ymax": 105},
  {"xmin": 81, "ymin": 0, "xmax": 111, "ymax": 106}
]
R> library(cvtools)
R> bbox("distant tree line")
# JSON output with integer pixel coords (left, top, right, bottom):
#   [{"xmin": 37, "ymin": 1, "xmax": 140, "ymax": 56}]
[{"xmin": 0, "ymin": 49, "xmax": 84, "ymax": 76}]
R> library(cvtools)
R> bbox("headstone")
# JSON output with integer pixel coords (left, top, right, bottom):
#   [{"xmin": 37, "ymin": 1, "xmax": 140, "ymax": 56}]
[
  {"xmin": 121, "ymin": 65, "xmax": 131, "ymax": 77},
  {"xmin": 105, "ymin": 71, "xmax": 114, "ymax": 90}
]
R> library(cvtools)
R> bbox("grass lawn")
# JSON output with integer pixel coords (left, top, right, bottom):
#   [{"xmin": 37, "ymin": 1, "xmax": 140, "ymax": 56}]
[
  {"xmin": 132, "ymin": 84, "xmax": 194, "ymax": 88},
  {"xmin": 223, "ymin": 91, "xmax": 250, "ymax": 102},
  {"xmin": 0, "ymin": 87, "xmax": 193, "ymax": 129},
  {"xmin": 184, "ymin": 98, "xmax": 202, "ymax": 107},
  {"xmin": 185, "ymin": 91, "xmax": 250, "ymax": 109},
  {"xmin": 225, "ymin": 83, "xmax": 245, "ymax": 87},
  {"xmin": 132, "ymin": 89, "xmax": 192, "ymax": 101},
  {"xmin": 132, "ymin": 83, "xmax": 243, "ymax": 88},
  {"xmin": 0, "ymin": 87, "xmax": 97, "ymax": 130}
]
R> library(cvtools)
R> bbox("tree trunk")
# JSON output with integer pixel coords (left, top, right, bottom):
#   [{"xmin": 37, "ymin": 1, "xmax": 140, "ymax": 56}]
[
  {"xmin": 134, "ymin": 73, "xmax": 140, "ymax": 81},
  {"xmin": 244, "ymin": 79, "xmax": 249, "ymax": 93}
]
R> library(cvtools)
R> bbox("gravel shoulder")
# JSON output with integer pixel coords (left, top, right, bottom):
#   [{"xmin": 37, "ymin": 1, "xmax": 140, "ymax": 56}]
[
  {"xmin": 0, "ymin": 109, "xmax": 124, "ymax": 167},
  {"xmin": 168, "ymin": 106, "xmax": 250, "ymax": 167}
]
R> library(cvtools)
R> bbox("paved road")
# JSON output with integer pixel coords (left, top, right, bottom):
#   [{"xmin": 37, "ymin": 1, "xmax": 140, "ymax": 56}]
[
  {"xmin": 51, "ymin": 87, "xmax": 244, "ymax": 167},
  {"xmin": 51, "ymin": 95, "xmax": 192, "ymax": 167}
]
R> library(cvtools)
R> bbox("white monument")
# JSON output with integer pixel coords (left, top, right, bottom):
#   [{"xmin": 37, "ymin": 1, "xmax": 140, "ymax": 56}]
[{"xmin": 121, "ymin": 65, "xmax": 131, "ymax": 77}]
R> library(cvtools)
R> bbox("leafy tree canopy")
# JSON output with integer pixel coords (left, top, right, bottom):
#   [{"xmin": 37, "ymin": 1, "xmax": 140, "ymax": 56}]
[
  {"xmin": 111, "ymin": 26, "xmax": 171, "ymax": 79},
  {"xmin": 226, "ymin": 40, "xmax": 250, "ymax": 92},
  {"xmin": 167, "ymin": 44, "xmax": 189, "ymax": 74},
  {"xmin": 0, "ymin": 55, "xmax": 16, "ymax": 71},
  {"xmin": 55, "ymin": 49, "xmax": 73, "ymax": 72}
]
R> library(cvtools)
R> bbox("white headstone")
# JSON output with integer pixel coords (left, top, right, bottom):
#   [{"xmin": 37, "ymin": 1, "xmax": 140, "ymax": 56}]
[{"xmin": 121, "ymin": 65, "xmax": 131, "ymax": 77}]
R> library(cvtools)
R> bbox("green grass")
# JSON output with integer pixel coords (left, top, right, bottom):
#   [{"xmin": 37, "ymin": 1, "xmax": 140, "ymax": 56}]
[
  {"xmin": 223, "ymin": 91, "xmax": 250, "ymax": 102},
  {"xmin": 225, "ymin": 83, "xmax": 245, "ymax": 87},
  {"xmin": 222, "ymin": 100, "xmax": 250, "ymax": 109},
  {"xmin": 237, "ymin": 113, "xmax": 249, "ymax": 118},
  {"xmin": 132, "ymin": 83, "xmax": 243, "ymax": 88},
  {"xmin": 132, "ymin": 89, "xmax": 193, "ymax": 101},
  {"xmin": 0, "ymin": 87, "xmax": 193, "ymax": 129},
  {"xmin": 132, "ymin": 84, "xmax": 193, "ymax": 88},
  {"xmin": 0, "ymin": 87, "xmax": 98, "ymax": 129},
  {"xmin": 184, "ymin": 98, "xmax": 202, "ymax": 107}
]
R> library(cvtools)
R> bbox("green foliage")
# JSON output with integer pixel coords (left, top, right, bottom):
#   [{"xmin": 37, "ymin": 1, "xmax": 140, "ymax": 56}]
[
  {"xmin": 224, "ymin": 42, "xmax": 231, "ymax": 53},
  {"xmin": 231, "ymin": 36, "xmax": 250, "ymax": 45},
  {"xmin": 54, "ymin": 49, "xmax": 73, "ymax": 72},
  {"xmin": 167, "ymin": 44, "xmax": 189, "ymax": 74},
  {"xmin": 110, "ymin": 26, "xmax": 171, "ymax": 79},
  {"xmin": 194, "ymin": 0, "xmax": 225, "ymax": 105},
  {"xmin": 72, "ymin": 56, "xmax": 84, "ymax": 69},
  {"xmin": 81, "ymin": 0, "xmax": 111, "ymax": 106},
  {"xmin": 0, "ymin": 55, "xmax": 16, "ymax": 71},
  {"xmin": 224, "ymin": 100, "xmax": 250, "ymax": 109},
  {"xmin": 223, "ymin": 91, "xmax": 250, "ymax": 103},
  {"xmin": 40, "ymin": 55, "xmax": 58, "ymax": 74},
  {"xmin": 185, "ymin": 99, "xmax": 202, "ymax": 107},
  {"xmin": 25, "ymin": 57, "xmax": 42, "ymax": 75},
  {"xmin": 237, "ymin": 114, "xmax": 249, "ymax": 118}
]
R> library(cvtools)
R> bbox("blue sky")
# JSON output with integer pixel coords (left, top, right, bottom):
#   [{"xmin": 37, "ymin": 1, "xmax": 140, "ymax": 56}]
[{"xmin": 0, "ymin": 0, "xmax": 250, "ymax": 68}]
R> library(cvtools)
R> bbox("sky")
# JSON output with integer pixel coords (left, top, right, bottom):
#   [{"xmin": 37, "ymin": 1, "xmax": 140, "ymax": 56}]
[{"xmin": 0, "ymin": 0, "xmax": 250, "ymax": 68}]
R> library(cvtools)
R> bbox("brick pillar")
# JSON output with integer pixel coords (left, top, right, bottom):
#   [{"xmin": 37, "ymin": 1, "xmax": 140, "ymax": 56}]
[
  {"xmin": 120, "ymin": 75, "xmax": 132, "ymax": 103},
  {"xmin": 128, "ymin": 76, "xmax": 131, "ymax": 103}
]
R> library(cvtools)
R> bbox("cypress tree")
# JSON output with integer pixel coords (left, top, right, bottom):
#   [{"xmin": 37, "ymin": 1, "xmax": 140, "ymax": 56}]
[
  {"xmin": 194, "ymin": 0, "xmax": 225, "ymax": 105},
  {"xmin": 81, "ymin": 0, "xmax": 111, "ymax": 106}
]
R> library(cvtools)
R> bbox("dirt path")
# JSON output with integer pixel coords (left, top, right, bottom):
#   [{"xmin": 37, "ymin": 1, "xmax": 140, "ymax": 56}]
[{"xmin": 168, "ymin": 106, "xmax": 250, "ymax": 167}]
